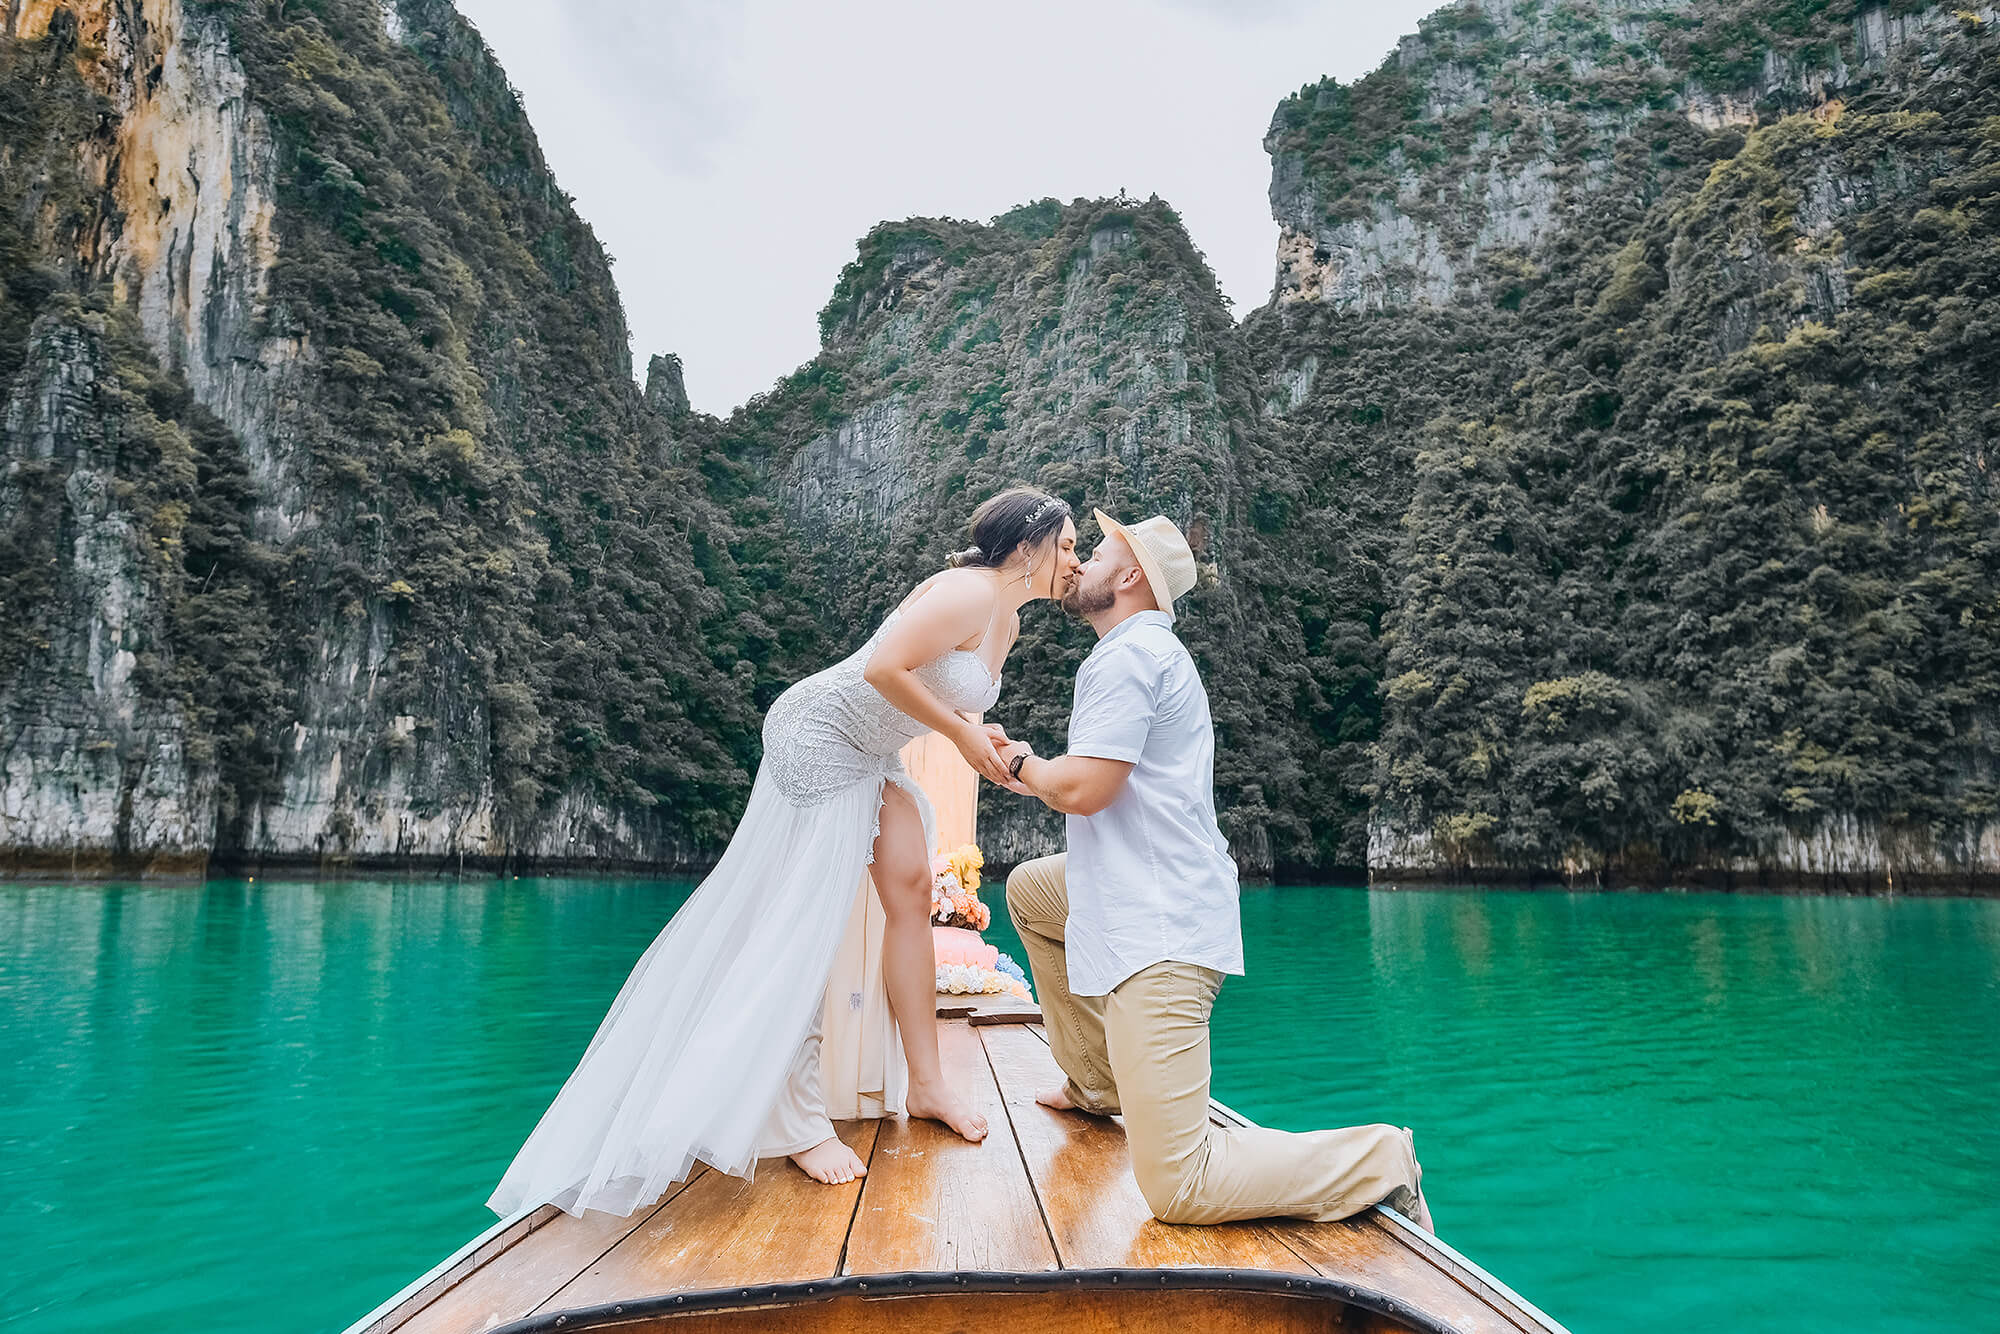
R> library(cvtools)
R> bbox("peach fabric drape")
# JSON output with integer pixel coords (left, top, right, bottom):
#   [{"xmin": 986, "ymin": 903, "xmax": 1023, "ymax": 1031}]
[{"xmin": 819, "ymin": 730, "xmax": 977, "ymax": 1118}]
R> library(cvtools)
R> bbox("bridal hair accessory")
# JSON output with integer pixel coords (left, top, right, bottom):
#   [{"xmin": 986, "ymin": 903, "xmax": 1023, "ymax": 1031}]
[
  {"xmin": 1025, "ymin": 497, "xmax": 1069, "ymax": 528},
  {"xmin": 1024, "ymin": 496, "xmax": 1072, "ymax": 588}
]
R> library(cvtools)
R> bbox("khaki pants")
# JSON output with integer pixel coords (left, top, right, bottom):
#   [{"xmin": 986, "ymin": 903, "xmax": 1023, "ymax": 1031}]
[{"xmin": 1006, "ymin": 854, "xmax": 1428, "ymax": 1226}]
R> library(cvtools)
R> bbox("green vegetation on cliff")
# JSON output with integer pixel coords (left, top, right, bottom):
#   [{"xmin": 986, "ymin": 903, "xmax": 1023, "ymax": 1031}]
[
  {"xmin": 6, "ymin": 0, "xmax": 1997, "ymax": 882},
  {"xmin": 1254, "ymin": 1, "xmax": 2000, "ymax": 878},
  {"xmin": 706, "ymin": 197, "xmax": 1311, "ymax": 868},
  {"xmin": 1, "ymin": 12, "xmax": 290, "ymax": 841},
  {"xmin": 2, "ymin": 0, "xmax": 817, "ymax": 860},
  {"xmin": 205, "ymin": 0, "xmax": 774, "ymax": 835}
]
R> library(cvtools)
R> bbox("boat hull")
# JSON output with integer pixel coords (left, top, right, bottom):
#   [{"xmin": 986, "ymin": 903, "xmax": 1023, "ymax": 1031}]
[{"xmin": 487, "ymin": 1269, "xmax": 1441, "ymax": 1334}]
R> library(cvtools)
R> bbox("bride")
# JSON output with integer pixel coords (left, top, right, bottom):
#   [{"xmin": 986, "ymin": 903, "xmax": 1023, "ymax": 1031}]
[{"xmin": 488, "ymin": 487, "xmax": 1081, "ymax": 1215}]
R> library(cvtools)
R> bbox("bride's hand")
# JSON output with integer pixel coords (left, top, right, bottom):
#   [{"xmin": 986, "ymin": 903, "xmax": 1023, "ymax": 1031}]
[
  {"xmin": 997, "ymin": 741, "xmax": 1036, "ymax": 795},
  {"xmin": 980, "ymin": 722, "xmax": 1011, "ymax": 747},
  {"xmin": 954, "ymin": 722, "xmax": 1013, "ymax": 785}
]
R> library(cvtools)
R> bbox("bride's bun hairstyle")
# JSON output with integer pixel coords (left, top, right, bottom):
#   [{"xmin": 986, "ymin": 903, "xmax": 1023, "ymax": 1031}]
[{"xmin": 946, "ymin": 486, "xmax": 1071, "ymax": 569}]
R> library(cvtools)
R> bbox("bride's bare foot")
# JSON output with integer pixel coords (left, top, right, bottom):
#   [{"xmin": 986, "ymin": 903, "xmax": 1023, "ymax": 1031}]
[
  {"xmin": 790, "ymin": 1136, "xmax": 867, "ymax": 1184},
  {"xmin": 906, "ymin": 1080, "xmax": 988, "ymax": 1142},
  {"xmin": 1036, "ymin": 1084, "xmax": 1076, "ymax": 1111}
]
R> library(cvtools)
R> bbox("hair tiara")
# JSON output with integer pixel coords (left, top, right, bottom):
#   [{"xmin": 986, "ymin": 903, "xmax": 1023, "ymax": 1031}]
[{"xmin": 1026, "ymin": 497, "xmax": 1068, "ymax": 526}]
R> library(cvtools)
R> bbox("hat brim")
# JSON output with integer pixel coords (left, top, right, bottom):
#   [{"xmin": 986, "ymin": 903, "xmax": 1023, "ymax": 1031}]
[{"xmin": 1092, "ymin": 508, "xmax": 1175, "ymax": 616}]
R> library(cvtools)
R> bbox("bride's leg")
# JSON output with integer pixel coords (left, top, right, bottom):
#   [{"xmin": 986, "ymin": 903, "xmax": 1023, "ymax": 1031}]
[{"xmin": 873, "ymin": 782, "xmax": 988, "ymax": 1144}]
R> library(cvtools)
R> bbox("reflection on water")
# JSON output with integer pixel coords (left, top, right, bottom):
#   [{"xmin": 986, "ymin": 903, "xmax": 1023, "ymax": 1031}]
[
  {"xmin": 0, "ymin": 878, "xmax": 690, "ymax": 1334},
  {"xmin": 2, "ymin": 879, "xmax": 1996, "ymax": 1334}
]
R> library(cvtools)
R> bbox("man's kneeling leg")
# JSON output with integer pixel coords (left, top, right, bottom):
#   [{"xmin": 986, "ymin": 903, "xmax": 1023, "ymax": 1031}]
[{"xmin": 1105, "ymin": 962, "xmax": 1425, "ymax": 1226}]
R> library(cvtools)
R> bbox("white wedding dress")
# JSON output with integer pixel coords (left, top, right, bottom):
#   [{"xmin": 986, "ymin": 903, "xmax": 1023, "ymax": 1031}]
[{"xmin": 487, "ymin": 609, "xmax": 1001, "ymax": 1219}]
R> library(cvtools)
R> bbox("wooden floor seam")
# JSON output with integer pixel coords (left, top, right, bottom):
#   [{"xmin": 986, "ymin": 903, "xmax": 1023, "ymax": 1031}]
[
  {"xmin": 526, "ymin": 1167, "xmax": 705, "ymax": 1318},
  {"xmin": 1266, "ymin": 1222, "xmax": 1328, "ymax": 1280},
  {"xmin": 976, "ymin": 1024, "xmax": 1065, "ymax": 1268},
  {"xmin": 831, "ymin": 1121, "xmax": 882, "ymax": 1278}
]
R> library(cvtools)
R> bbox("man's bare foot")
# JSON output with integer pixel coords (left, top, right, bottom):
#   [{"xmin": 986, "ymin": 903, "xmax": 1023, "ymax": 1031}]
[
  {"xmin": 906, "ymin": 1080, "xmax": 988, "ymax": 1142},
  {"xmin": 1036, "ymin": 1084, "xmax": 1076, "ymax": 1111},
  {"xmin": 790, "ymin": 1136, "xmax": 867, "ymax": 1184}
]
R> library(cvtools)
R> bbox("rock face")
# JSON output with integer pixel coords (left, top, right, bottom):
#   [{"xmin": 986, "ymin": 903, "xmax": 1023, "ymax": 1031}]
[
  {"xmin": 6, "ymin": 0, "xmax": 1999, "ymax": 891},
  {"xmin": 644, "ymin": 353, "xmax": 690, "ymax": 420},
  {"xmin": 2, "ymin": 0, "xmax": 769, "ymax": 875},
  {"xmin": 1264, "ymin": 0, "xmax": 1999, "ymax": 310},
  {"xmin": 1251, "ymin": 0, "xmax": 2000, "ymax": 890},
  {"xmin": 0, "ymin": 311, "xmax": 212, "ymax": 872},
  {"xmin": 710, "ymin": 200, "xmax": 1285, "ymax": 871}
]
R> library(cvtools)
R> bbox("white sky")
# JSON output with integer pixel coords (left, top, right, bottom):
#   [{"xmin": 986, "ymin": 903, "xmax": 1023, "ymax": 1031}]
[{"xmin": 453, "ymin": 0, "xmax": 1444, "ymax": 415}]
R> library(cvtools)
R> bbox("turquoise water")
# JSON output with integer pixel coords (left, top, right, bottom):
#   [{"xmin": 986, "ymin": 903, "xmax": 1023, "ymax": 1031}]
[{"xmin": 2, "ymin": 879, "xmax": 1996, "ymax": 1333}]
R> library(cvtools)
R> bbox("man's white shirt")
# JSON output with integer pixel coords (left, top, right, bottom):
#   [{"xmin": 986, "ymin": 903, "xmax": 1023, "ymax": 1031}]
[{"xmin": 1061, "ymin": 610, "xmax": 1243, "ymax": 997}]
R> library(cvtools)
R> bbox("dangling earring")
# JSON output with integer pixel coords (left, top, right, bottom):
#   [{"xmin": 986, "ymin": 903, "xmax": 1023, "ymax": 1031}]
[{"xmin": 1023, "ymin": 561, "xmax": 1033, "ymax": 591}]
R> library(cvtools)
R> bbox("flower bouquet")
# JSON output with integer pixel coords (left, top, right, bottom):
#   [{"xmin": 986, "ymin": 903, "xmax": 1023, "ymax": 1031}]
[
  {"xmin": 929, "ymin": 842, "xmax": 991, "ymax": 932},
  {"xmin": 929, "ymin": 840, "xmax": 1031, "ymax": 1002}
]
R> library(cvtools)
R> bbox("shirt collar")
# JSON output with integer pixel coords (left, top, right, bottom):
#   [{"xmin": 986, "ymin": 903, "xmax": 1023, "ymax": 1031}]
[{"xmin": 1095, "ymin": 609, "xmax": 1175, "ymax": 651}]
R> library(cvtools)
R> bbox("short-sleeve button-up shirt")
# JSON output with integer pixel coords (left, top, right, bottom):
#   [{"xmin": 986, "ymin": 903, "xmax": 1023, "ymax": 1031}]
[{"xmin": 1061, "ymin": 610, "xmax": 1242, "ymax": 997}]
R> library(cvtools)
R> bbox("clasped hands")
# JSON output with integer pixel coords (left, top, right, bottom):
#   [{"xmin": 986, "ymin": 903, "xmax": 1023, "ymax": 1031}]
[{"xmin": 956, "ymin": 721, "xmax": 1035, "ymax": 795}]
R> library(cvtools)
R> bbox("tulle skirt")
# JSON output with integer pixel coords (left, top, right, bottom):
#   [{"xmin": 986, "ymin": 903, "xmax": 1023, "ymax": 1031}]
[{"xmin": 487, "ymin": 764, "xmax": 932, "ymax": 1219}]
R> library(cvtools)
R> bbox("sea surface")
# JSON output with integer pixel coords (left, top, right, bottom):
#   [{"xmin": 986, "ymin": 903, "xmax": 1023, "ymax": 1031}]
[{"xmin": 2, "ymin": 877, "xmax": 1995, "ymax": 1333}]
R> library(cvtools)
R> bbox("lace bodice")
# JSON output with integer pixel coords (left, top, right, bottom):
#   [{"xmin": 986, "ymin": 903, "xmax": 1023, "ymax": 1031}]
[{"xmin": 762, "ymin": 611, "xmax": 1002, "ymax": 807}]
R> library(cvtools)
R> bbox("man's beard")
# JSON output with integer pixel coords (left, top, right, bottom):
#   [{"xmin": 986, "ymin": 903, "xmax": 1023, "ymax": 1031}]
[{"xmin": 1062, "ymin": 571, "xmax": 1116, "ymax": 617}]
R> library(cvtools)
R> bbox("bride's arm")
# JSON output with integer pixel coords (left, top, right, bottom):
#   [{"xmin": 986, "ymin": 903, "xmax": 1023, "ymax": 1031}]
[{"xmin": 862, "ymin": 575, "xmax": 1011, "ymax": 784}]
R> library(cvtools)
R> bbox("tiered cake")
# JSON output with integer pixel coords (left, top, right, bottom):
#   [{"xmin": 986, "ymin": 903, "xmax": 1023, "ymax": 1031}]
[{"xmin": 929, "ymin": 844, "xmax": 1030, "ymax": 1000}]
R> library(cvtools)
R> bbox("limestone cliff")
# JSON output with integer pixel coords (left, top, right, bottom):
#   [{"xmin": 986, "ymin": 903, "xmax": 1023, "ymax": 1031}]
[
  {"xmin": 710, "ymin": 200, "xmax": 1293, "ymax": 871},
  {"xmin": 7, "ymin": 0, "xmax": 1999, "ymax": 892},
  {"xmin": 1, "ymin": 0, "xmax": 764, "ymax": 874},
  {"xmin": 1264, "ymin": 0, "xmax": 1996, "ymax": 311},
  {"xmin": 0, "ymin": 308, "xmax": 214, "ymax": 872},
  {"xmin": 1251, "ymin": 0, "xmax": 2000, "ymax": 889}
]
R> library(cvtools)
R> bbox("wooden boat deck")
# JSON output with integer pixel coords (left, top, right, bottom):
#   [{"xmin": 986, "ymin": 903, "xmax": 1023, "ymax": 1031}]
[{"xmin": 349, "ymin": 1003, "xmax": 1567, "ymax": 1334}]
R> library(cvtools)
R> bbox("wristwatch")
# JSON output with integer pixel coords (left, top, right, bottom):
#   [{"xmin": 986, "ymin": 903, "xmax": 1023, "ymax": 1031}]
[{"xmin": 1008, "ymin": 750, "xmax": 1031, "ymax": 780}]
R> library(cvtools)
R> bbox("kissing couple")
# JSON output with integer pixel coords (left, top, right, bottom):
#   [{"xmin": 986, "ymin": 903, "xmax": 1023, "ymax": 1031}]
[{"xmin": 487, "ymin": 487, "xmax": 1431, "ymax": 1232}]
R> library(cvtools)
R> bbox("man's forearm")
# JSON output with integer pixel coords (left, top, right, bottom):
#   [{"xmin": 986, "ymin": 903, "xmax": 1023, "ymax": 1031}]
[
  {"xmin": 1016, "ymin": 755, "xmax": 1085, "ymax": 814},
  {"xmin": 1017, "ymin": 754, "xmax": 1116, "ymax": 816}
]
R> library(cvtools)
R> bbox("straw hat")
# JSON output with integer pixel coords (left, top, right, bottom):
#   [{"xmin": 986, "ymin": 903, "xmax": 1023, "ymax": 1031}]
[{"xmin": 1092, "ymin": 508, "xmax": 1197, "ymax": 615}]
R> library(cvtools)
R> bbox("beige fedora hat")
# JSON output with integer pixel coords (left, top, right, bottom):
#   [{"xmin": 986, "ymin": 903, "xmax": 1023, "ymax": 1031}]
[{"xmin": 1093, "ymin": 508, "xmax": 1197, "ymax": 615}]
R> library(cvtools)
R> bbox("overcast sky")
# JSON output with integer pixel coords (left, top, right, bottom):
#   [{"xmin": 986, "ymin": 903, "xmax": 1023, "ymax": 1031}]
[{"xmin": 454, "ymin": 0, "xmax": 1443, "ymax": 415}]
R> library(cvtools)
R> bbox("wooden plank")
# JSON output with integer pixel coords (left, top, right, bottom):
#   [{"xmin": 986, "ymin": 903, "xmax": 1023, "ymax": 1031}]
[
  {"xmin": 842, "ymin": 1020, "xmax": 1058, "ymax": 1274},
  {"xmin": 1369, "ymin": 1206, "xmax": 1569, "ymax": 1334},
  {"xmin": 1014, "ymin": 1023, "xmax": 1552, "ymax": 1332},
  {"xmin": 357, "ymin": 1205, "xmax": 561, "ymax": 1333},
  {"xmin": 369, "ymin": 1017, "xmax": 1553, "ymax": 1334},
  {"xmin": 540, "ymin": 1121, "xmax": 878, "ymax": 1311},
  {"xmin": 941, "ymin": 992, "xmax": 1039, "ymax": 1025},
  {"xmin": 395, "ymin": 1177, "xmax": 699, "ymax": 1334},
  {"xmin": 968, "ymin": 1005, "xmax": 1043, "ymax": 1026},
  {"xmin": 980, "ymin": 1023, "xmax": 1315, "ymax": 1274},
  {"xmin": 1269, "ymin": 1217, "xmax": 1537, "ymax": 1334},
  {"xmin": 900, "ymin": 730, "xmax": 978, "ymax": 850}
]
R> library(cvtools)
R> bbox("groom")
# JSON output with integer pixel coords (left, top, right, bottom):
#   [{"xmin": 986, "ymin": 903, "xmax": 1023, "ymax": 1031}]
[{"xmin": 996, "ymin": 509, "xmax": 1432, "ymax": 1230}]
